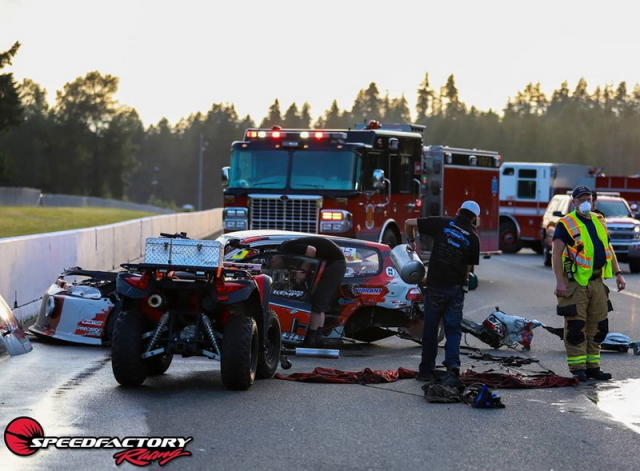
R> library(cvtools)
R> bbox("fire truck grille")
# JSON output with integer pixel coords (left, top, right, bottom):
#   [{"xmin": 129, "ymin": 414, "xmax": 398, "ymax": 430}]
[{"xmin": 249, "ymin": 197, "xmax": 320, "ymax": 232}]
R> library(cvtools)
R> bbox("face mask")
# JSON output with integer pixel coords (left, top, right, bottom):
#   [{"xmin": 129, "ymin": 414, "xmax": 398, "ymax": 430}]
[{"xmin": 578, "ymin": 201, "xmax": 592, "ymax": 214}]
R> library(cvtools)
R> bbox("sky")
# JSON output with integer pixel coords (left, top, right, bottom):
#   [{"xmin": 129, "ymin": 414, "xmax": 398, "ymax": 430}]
[{"xmin": 2, "ymin": 0, "xmax": 640, "ymax": 127}]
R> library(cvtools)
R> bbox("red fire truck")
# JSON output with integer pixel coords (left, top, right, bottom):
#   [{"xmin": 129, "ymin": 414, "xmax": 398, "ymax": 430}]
[
  {"xmin": 498, "ymin": 162, "xmax": 595, "ymax": 253},
  {"xmin": 221, "ymin": 123, "xmax": 501, "ymax": 254}
]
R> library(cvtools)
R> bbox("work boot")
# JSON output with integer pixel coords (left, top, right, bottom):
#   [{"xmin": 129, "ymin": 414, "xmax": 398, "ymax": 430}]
[
  {"xmin": 303, "ymin": 330, "xmax": 317, "ymax": 347},
  {"xmin": 442, "ymin": 368, "xmax": 464, "ymax": 389},
  {"xmin": 572, "ymin": 369, "xmax": 588, "ymax": 382},
  {"xmin": 586, "ymin": 368, "xmax": 612, "ymax": 381},
  {"xmin": 303, "ymin": 330, "xmax": 327, "ymax": 348},
  {"xmin": 416, "ymin": 370, "xmax": 435, "ymax": 382},
  {"xmin": 446, "ymin": 367, "xmax": 460, "ymax": 377}
]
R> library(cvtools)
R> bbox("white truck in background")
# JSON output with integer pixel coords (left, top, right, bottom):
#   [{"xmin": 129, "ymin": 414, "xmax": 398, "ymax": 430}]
[{"xmin": 499, "ymin": 162, "xmax": 594, "ymax": 253}]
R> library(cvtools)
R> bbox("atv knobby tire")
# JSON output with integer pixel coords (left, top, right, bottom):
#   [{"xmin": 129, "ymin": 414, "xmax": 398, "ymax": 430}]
[
  {"xmin": 256, "ymin": 314, "xmax": 282, "ymax": 379},
  {"xmin": 221, "ymin": 315, "xmax": 259, "ymax": 390},
  {"xmin": 111, "ymin": 310, "xmax": 148, "ymax": 386},
  {"xmin": 145, "ymin": 352, "xmax": 173, "ymax": 376}
]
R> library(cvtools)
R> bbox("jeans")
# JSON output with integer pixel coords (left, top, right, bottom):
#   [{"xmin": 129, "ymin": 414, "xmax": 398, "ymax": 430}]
[{"xmin": 419, "ymin": 285, "xmax": 465, "ymax": 374}]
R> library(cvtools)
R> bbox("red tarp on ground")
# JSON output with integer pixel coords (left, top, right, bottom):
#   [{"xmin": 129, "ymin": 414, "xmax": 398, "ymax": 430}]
[{"xmin": 274, "ymin": 367, "xmax": 579, "ymax": 388}]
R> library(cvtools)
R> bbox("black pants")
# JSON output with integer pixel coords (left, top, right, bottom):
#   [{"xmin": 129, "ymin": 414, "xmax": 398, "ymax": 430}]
[{"xmin": 311, "ymin": 260, "xmax": 346, "ymax": 313}]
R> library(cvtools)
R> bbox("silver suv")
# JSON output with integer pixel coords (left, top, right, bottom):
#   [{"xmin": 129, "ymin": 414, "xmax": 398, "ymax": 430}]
[{"xmin": 542, "ymin": 193, "xmax": 640, "ymax": 273}]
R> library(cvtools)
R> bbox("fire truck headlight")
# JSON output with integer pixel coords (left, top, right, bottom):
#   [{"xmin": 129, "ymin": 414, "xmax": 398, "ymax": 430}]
[
  {"xmin": 223, "ymin": 207, "xmax": 248, "ymax": 231},
  {"xmin": 633, "ymin": 225, "xmax": 640, "ymax": 238},
  {"xmin": 320, "ymin": 210, "xmax": 352, "ymax": 233}
]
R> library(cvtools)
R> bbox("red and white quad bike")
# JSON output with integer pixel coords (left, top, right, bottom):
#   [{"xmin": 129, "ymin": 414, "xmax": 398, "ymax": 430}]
[{"xmin": 111, "ymin": 233, "xmax": 281, "ymax": 390}]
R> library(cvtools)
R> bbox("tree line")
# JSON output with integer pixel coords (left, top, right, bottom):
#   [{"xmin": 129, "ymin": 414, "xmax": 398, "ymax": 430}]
[{"xmin": 1, "ymin": 41, "xmax": 638, "ymax": 209}]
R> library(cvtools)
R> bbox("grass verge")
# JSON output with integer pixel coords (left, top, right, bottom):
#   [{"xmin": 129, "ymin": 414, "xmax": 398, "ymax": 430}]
[{"xmin": 0, "ymin": 206, "xmax": 154, "ymax": 238}]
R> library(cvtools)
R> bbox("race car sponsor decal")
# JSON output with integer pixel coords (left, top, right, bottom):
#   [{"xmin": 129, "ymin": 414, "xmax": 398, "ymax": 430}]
[
  {"xmin": 73, "ymin": 306, "xmax": 112, "ymax": 338},
  {"xmin": 272, "ymin": 289, "xmax": 305, "ymax": 299},
  {"xmin": 352, "ymin": 287, "xmax": 384, "ymax": 295},
  {"xmin": 385, "ymin": 267, "xmax": 396, "ymax": 277},
  {"xmin": 3, "ymin": 416, "xmax": 192, "ymax": 467}
]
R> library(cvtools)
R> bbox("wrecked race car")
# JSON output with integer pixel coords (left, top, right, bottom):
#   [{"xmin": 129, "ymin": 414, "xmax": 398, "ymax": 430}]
[
  {"xmin": 111, "ymin": 233, "xmax": 281, "ymax": 390},
  {"xmin": 218, "ymin": 230, "xmax": 431, "ymax": 346},
  {"xmin": 29, "ymin": 268, "xmax": 119, "ymax": 345}
]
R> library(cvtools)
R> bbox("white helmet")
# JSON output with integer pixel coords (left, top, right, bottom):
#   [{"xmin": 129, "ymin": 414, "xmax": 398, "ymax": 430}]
[{"xmin": 460, "ymin": 200, "xmax": 480, "ymax": 217}]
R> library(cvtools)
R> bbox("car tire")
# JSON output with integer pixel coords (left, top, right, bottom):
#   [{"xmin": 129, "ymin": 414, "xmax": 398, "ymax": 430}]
[
  {"xmin": 630, "ymin": 259, "xmax": 640, "ymax": 273},
  {"xmin": 381, "ymin": 229, "xmax": 399, "ymax": 248},
  {"xmin": 256, "ymin": 314, "xmax": 282, "ymax": 379},
  {"xmin": 221, "ymin": 315, "xmax": 259, "ymax": 390},
  {"xmin": 543, "ymin": 244, "xmax": 552, "ymax": 267},
  {"xmin": 145, "ymin": 353, "xmax": 173, "ymax": 376},
  {"xmin": 111, "ymin": 311, "xmax": 148, "ymax": 386},
  {"xmin": 499, "ymin": 221, "xmax": 522, "ymax": 254}
]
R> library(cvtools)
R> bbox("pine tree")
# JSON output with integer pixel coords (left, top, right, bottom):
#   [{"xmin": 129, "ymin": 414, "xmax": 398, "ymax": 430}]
[
  {"xmin": 299, "ymin": 102, "xmax": 312, "ymax": 128},
  {"xmin": 416, "ymin": 72, "xmax": 434, "ymax": 122},
  {"xmin": 0, "ymin": 41, "xmax": 23, "ymax": 131},
  {"xmin": 260, "ymin": 99, "xmax": 283, "ymax": 127},
  {"xmin": 283, "ymin": 102, "xmax": 300, "ymax": 127}
]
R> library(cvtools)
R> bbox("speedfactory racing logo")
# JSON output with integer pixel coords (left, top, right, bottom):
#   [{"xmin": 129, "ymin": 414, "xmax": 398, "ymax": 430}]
[{"xmin": 4, "ymin": 416, "xmax": 192, "ymax": 466}]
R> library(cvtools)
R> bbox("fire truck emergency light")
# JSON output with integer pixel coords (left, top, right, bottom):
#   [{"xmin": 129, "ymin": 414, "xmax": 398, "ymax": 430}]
[{"xmin": 321, "ymin": 210, "xmax": 345, "ymax": 221}]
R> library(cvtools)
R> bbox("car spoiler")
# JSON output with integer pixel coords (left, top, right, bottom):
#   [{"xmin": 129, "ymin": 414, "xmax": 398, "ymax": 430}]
[{"xmin": 62, "ymin": 267, "xmax": 117, "ymax": 282}]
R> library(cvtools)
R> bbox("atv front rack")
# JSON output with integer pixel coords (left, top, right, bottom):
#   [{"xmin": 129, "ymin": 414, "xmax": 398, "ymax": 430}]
[{"xmin": 120, "ymin": 262, "xmax": 261, "ymax": 280}]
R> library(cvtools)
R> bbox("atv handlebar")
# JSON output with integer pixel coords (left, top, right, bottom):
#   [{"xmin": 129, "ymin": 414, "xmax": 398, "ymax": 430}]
[{"xmin": 159, "ymin": 232, "xmax": 189, "ymax": 239}]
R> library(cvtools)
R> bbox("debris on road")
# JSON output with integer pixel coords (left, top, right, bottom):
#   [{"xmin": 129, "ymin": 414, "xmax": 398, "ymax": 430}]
[{"xmin": 0, "ymin": 293, "xmax": 33, "ymax": 356}]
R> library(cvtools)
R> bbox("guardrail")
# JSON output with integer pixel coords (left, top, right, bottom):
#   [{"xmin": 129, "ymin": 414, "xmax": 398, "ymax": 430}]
[{"xmin": 0, "ymin": 209, "xmax": 222, "ymax": 322}]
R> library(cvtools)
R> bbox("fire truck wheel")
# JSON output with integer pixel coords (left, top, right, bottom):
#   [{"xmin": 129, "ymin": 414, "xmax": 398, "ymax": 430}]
[
  {"xmin": 630, "ymin": 259, "xmax": 640, "ymax": 273},
  {"xmin": 381, "ymin": 229, "xmax": 399, "ymax": 248},
  {"xmin": 499, "ymin": 221, "xmax": 522, "ymax": 254},
  {"xmin": 145, "ymin": 353, "xmax": 173, "ymax": 375},
  {"xmin": 221, "ymin": 315, "xmax": 259, "ymax": 390},
  {"xmin": 256, "ymin": 314, "xmax": 282, "ymax": 379},
  {"xmin": 111, "ymin": 310, "xmax": 148, "ymax": 386},
  {"xmin": 543, "ymin": 244, "xmax": 552, "ymax": 267}
]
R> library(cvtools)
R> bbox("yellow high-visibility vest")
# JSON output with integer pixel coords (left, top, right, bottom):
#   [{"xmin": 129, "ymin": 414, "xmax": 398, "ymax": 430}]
[{"xmin": 559, "ymin": 210, "xmax": 613, "ymax": 286}]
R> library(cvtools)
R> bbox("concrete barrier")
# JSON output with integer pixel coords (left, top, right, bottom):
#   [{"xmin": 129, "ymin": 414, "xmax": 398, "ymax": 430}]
[{"xmin": 0, "ymin": 208, "xmax": 222, "ymax": 322}]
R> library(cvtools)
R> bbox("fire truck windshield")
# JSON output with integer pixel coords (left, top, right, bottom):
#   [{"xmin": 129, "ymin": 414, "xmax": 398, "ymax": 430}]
[
  {"xmin": 228, "ymin": 149, "xmax": 361, "ymax": 190},
  {"xmin": 228, "ymin": 150, "xmax": 288, "ymax": 189},
  {"xmin": 291, "ymin": 150, "xmax": 360, "ymax": 190}
]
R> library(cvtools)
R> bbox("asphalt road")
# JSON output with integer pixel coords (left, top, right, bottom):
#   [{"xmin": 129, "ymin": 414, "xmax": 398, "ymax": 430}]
[{"xmin": 2, "ymin": 250, "xmax": 640, "ymax": 470}]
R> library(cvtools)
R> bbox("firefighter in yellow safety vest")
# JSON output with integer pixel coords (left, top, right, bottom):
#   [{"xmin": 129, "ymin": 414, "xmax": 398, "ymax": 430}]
[{"xmin": 552, "ymin": 186, "xmax": 626, "ymax": 382}]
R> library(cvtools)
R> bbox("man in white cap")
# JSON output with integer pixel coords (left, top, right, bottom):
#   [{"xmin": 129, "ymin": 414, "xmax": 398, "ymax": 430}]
[{"xmin": 405, "ymin": 201, "xmax": 481, "ymax": 381}]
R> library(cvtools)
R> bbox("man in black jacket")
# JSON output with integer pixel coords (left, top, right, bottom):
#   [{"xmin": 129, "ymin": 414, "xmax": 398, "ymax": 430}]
[{"xmin": 405, "ymin": 201, "xmax": 481, "ymax": 380}]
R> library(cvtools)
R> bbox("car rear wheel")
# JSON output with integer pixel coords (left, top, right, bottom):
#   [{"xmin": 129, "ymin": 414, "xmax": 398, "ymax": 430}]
[
  {"xmin": 256, "ymin": 314, "xmax": 281, "ymax": 379},
  {"xmin": 221, "ymin": 315, "xmax": 258, "ymax": 390},
  {"xmin": 111, "ymin": 311, "xmax": 148, "ymax": 386},
  {"xmin": 499, "ymin": 221, "xmax": 522, "ymax": 254}
]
